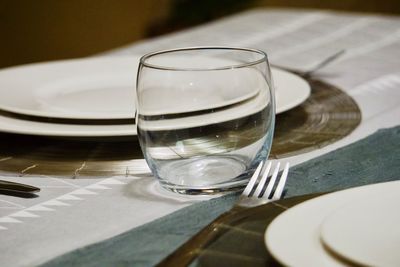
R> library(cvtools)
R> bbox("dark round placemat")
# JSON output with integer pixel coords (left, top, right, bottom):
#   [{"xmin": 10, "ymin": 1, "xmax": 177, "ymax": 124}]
[{"xmin": 0, "ymin": 78, "xmax": 360, "ymax": 178}]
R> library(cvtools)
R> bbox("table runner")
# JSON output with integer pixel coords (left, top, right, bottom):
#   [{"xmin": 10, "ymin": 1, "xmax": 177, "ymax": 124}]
[
  {"xmin": 1, "ymin": 8, "xmax": 400, "ymax": 267},
  {"xmin": 40, "ymin": 125, "xmax": 400, "ymax": 267}
]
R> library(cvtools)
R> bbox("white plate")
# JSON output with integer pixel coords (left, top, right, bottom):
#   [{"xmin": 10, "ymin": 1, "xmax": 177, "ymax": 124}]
[
  {"xmin": 0, "ymin": 56, "xmax": 267, "ymax": 120},
  {"xmin": 321, "ymin": 192, "xmax": 400, "ymax": 267},
  {"xmin": 0, "ymin": 57, "xmax": 310, "ymax": 136},
  {"xmin": 265, "ymin": 181, "xmax": 400, "ymax": 267},
  {"xmin": 0, "ymin": 56, "xmax": 309, "ymax": 119}
]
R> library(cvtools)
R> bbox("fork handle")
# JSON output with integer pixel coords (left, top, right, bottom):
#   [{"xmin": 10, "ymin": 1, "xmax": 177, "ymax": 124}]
[{"xmin": 156, "ymin": 208, "xmax": 247, "ymax": 267}]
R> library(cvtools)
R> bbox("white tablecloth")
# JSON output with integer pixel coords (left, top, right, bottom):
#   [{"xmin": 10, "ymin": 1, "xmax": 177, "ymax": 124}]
[{"xmin": 1, "ymin": 8, "xmax": 400, "ymax": 267}]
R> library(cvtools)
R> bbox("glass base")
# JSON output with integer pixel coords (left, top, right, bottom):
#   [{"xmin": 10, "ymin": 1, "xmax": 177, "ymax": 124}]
[
  {"xmin": 154, "ymin": 155, "xmax": 254, "ymax": 195},
  {"xmin": 158, "ymin": 179, "xmax": 248, "ymax": 195}
]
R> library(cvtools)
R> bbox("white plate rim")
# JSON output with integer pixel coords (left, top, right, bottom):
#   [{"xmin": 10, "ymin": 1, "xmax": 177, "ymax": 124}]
[
  {"xmin": 0, "ymin": 113, "xmax": 137, "ymax": 137},
  {"xmin": 273, "ymin": 67, "xmax": 311, "ymax": 114},
  {"xmin": 264, "ymin": 181, "xmax": 400, "ymax": 267}
]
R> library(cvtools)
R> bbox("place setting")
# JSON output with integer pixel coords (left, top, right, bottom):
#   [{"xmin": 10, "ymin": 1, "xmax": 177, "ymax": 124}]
[
  {"xmin": 3, "ymin": 2, "xmax": 400, "ymax": 266},
  {"xmin": 0, "ymin": 53, "xmax": 308, "ymax": 136},
  {"xmin": 0, "ymin": 41, "xmax": 399, "ymax": 267},
  {"xmin": 1, "ymin": 46, "xmax": 383, "ymax": 266},
  {"xmin": 0, "ymin": 47, "xmax": 360, "ymax": 180}
]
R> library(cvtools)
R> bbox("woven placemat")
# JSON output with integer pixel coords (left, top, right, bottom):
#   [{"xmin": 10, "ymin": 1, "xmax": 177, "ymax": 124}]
[
  {"xmin": 270, "ymin": 79, "xmax": 361, "ymax": 158},
  {"xmin": 0, "ymin": 79, "xmax": 360, "ymax": 178}
]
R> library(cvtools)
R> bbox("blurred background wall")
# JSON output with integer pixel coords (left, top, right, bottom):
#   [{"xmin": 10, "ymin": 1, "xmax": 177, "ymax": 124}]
[{"xmin": 1, "ymin": 0, "xmax": 400, "ymax": 68}]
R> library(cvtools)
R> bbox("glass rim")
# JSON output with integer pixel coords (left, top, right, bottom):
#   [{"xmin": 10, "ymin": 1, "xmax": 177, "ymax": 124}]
[{"xmin": 139, "ymin": 46, "xmax": 268, "ymax": 71}]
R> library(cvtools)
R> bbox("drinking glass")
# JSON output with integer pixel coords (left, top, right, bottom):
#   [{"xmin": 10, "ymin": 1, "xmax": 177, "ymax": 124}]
[{"xmin": 136, "ymin": 47, "xmax": 275, "ymax": 194}]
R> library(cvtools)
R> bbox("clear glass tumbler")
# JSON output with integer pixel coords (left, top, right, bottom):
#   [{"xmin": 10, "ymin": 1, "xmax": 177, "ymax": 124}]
[{"xmin": 136, "ymin": 47, "xmax": 275, "ymax": 194}]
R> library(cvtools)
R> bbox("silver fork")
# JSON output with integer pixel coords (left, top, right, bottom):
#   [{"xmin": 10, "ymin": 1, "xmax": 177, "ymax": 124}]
[
  {"xmin": 158, "ymin": 161, "xmax": 290, "ymax": 267},
  {"xmin": 235, "ymin": 161, "xmax": 290, "ymax": 209}
]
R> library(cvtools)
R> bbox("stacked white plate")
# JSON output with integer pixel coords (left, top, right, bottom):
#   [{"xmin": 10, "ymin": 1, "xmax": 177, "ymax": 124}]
[
  {"xmin": 0, "ymin": 56, "xmax": 310, "ymax": 137},
  {"xmin": 265, "ymin": 181, "xmax": 400, "ymax": 267}
]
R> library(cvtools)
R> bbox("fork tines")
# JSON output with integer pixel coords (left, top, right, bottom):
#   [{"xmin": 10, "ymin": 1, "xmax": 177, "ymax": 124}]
[{"xmin": 243, "ymin": 161, "xmax": 290, "ymax": 200}]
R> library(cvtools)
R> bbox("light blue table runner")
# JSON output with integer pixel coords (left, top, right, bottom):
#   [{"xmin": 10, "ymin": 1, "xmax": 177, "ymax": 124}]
[{"xmin": 41, "ymin": 125, "xmax": 400, "ymax": 267}]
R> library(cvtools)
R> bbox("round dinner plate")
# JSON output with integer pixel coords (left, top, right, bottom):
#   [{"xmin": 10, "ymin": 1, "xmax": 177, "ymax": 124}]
[
  {"xmin": 265, "ymin": 181, "xmax": 400, "ymax": 267},
  {"xmin": 0, "ymin": 56, "xmax": 310, "ymax": 136}
]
